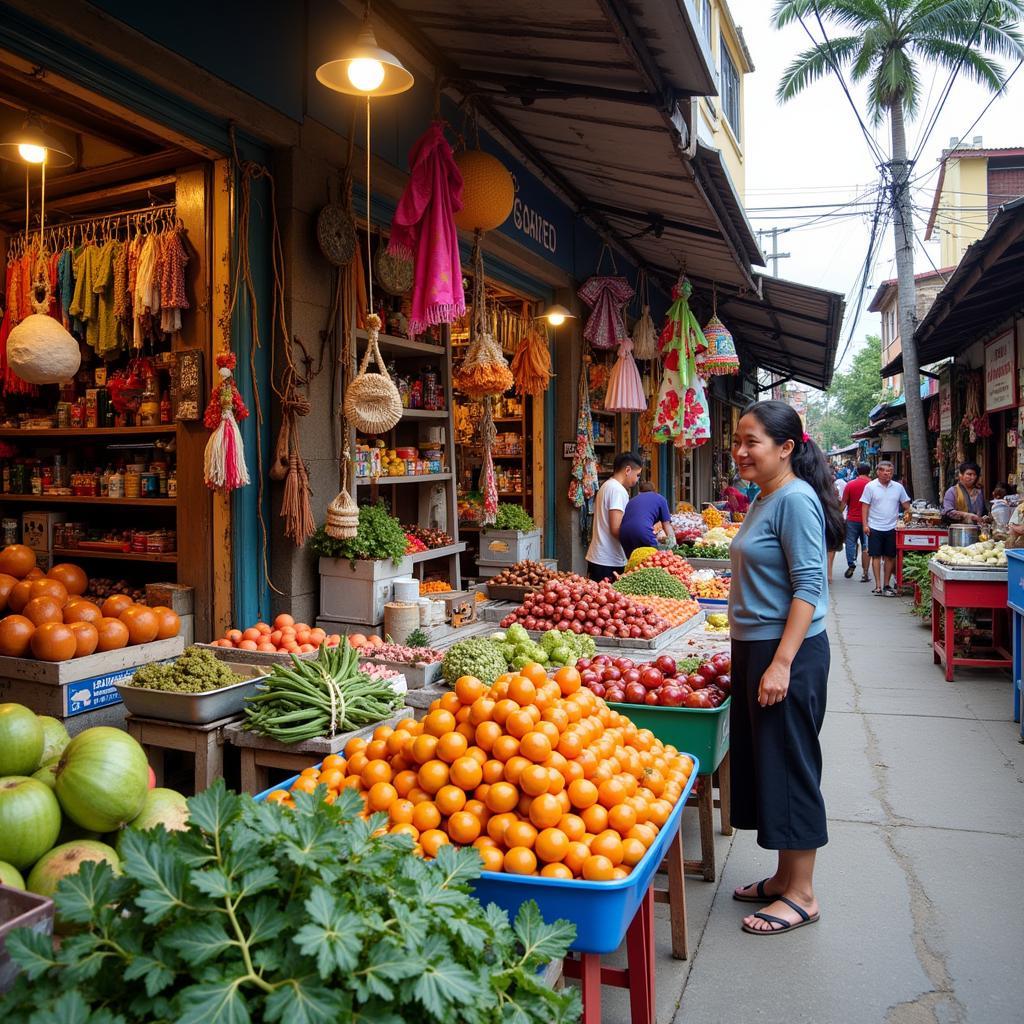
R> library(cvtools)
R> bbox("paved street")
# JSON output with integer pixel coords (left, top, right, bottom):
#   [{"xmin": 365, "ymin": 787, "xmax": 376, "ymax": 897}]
[{"xmin": 597, "ymin": 576, "xmax": 1024, "ymax": 1024}]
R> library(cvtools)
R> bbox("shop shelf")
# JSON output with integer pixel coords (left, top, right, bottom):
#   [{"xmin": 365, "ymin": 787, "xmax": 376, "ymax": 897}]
[
  {"xmin": 399, "ymin": 409, "xmax": 449, "ymax": 420},
  {"xmin": 494, "ymin": 417, "xmax": 525, "ymax": 424},
  {"xmin": 355, "ymin": 328, "xmax": 445, "ymax": 358},
  {"xmin": 408, "ymin": 542, "xmax": 467, "ymax": 563},
  {"xmin": 254, "ymin": 757, "xmax": 697, "ymax": 955},
  {"xmin": 0, "ymin": 494, "xmax": 176, "ymax": 507},
  {"xmin": 355, "ymin": 473, "xmax": 453, "ymax": 486},
  {"xmin": 612, "ymin": 699, "xmax": 730, "ymax": 775},
  {"xmin": 0, "ymin": 426, "xmax": 177, "ymax": 438},
  {"xmin": 52, "ymin": 547, "xmax": 178, "ymax": 563}
]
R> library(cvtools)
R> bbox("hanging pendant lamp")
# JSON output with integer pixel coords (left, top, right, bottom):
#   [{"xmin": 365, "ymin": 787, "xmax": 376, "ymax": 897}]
[
  {"xmin": 315, "ymin": 6, "xmax": 414, "ymax": 98},
  {"xmin": 1, "ymin": 114, "xmax": 80, "ymax": 385}
]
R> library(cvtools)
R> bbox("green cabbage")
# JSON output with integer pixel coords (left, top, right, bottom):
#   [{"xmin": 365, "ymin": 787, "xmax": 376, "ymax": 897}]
[{"xmin": 441, "ymin": 638, "xmax": 509, "ymax": 687}]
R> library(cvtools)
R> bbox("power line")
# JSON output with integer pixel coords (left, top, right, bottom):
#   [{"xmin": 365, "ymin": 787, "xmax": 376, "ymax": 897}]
[
  {"xmin": 745, "ymin": 201, "xmax": 882, "ymax": 212},
  {"xmin": 910, "ymin": 0, "xmax": 997, "ymax": 165}
]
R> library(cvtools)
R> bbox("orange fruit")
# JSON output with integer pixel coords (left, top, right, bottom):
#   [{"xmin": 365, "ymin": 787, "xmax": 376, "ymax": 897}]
[
  {"xmin": 519, "ymin": 764, "xmax": 551, "ymax": 797},
  {"xmin": 528, "ymin": 794, "xmax": 562, "ymax": 830},
  {"xmin": 29, "ymin": 578, "xmax": 68, "ymax": 606},
  {"xmin": 150, "ymin": 606, "xmax": 181, "ymax": 640},
  {"xmin": 507, "ymin": 676, "xmax": 537, "ymax": 705},
  {"xmin": 481, "ymin": 759, "xmax": 505, "ymax": 784},
  {"xmin": 389, "ymin": 799, "xmax": 415, "ymax": 824},
  {"xmin": 520, "ymin": 731, "xmax": 553, "ymax": 763},
  {"xmin": 417, "ymin": 760, "xmax": 449, "ymax": 794},
  {"xmin": 608, "ymin": 803, "xmax": 638, "ymax": 834},
  {"xmin": 435, "ymin": 784, "xmax": 467, "ymax": 817},
  {"xmin": 520, "ymin": 662, "xmax": 548, "ymax": 686},
  {"xmin": 468, "ymin": 698, "xmax": 495, "ymax": 726},
  {"xmin": 597, "ymin": 778, "xmax": 627, "ymax": 808},
  {"xmin": 411, "ymin": 801, "xmax": 441, "ymax": 832},
  {"xmin": 95, "ymin": 617, "xmax": 130, "ymax": 652},
  {"xmin": 553, "ymin": 666, "xmax": 581, "ymax": 695},
  {"xmin": 101, "ymin": 594, "xmax": 134, "ymax": 618},
  {"xmin": 423, "ymin": 709, "xmax": 456, "ymax": 737},
  {"xmin": 391, "ymin": 823, "xmax": 419, "ymax": 841},
  {"xmin": 7, "ymin": 580, "xmax": 33, "ymax": 614},
  {"xmin": 436, "ymin": 731, "xmax": 469, "ymax": 763},
  {"xmin": 541, "ymin": 862, "xmax": 573, "ymax": 879},
  {"xmin": 503, "ymin": 820, "xmax": 538, "ymax": 850},
  {"xmin": 455, "ymin": 675, "xmax": 484, "ymax": 704},
  {"xmin": 420, "ymin": 829, "xmax": 449, "ymax": 857},
  {"xmin": 503, "ymin": 847, "xmax": 537, "ymax": 875},
  {"xmin": 580, "ymin": 804, "xmax": 609, "ymax": 834},
  {"xmin": 119, "ymin": 605, "xmax": 160, "ymax": 645},
  {"xmin": 621, "ymin": 837, "xmax": 646, "ymax": 867},
  {"xmin": 535, "ymin": 828, "xmax": 570, "ymax": 863},
  {"xmin": 558, "ymin": 813, "xmax": 586, "ymax": 842},
  {"xmin": 486, "ymin": 811, "xmax": 518, "ymax": 844},
  {"xmin": 30, "ymin": 621, "xmax": 76, "ymax": 662},
  {"xmin": 412, "ymin": 734, "xmax": 439, "ymax": 764},
  {"xmin": 591, "ymin": 830, "xmax": 624, "ymax": 866},
  {"xmin": 477, "ymin": 845, "xmax": 504, "ymax": 872},
  {"xmin": 366, "ymin": 782, "xmax": 397, "ymax": 812},
  {"xmin": 67, "ymin": 621, "xmax": 99, "ymax": 658},
  {"xmin": 505, "ymin": 710, "xmax": 535, "ymax": 739},
  {"xmin": 474, "ymin": 721, "xmax": 502, "ymax": 752},
  {"xmin": 563, "ymin": 841, "xmax": 591, "ymax": 875},
  {"xmin": 491, "ymin": 734, "xmax": 520, "ymax": 763},
  {"xmin": 23, "ymin": 596, "xmax": 64, "ymax": 627},
  {"xmin": 449, "ymin": 755, "xmax": 483, "ymax": 790},
  {"xmin": 568, "ymin": 779, "xmax": 599, "ymax": 810},
  {"xmin": 582, "ymin": 854, "xmax": 615, "ymax": 881},
  {"xmin": 361, "ymin": 759, "xmax": 392, "ymax": 787},
  {"xmin": 485, "ymin": 781, "xmax": 518, "ymax": 814},
  {"xmin": 0, "ymin": 544, "xmax": 35, "ymax": 579},
  {"xmin": 447, "ymin": 811, "xmax": 481, "ymax": 844}
]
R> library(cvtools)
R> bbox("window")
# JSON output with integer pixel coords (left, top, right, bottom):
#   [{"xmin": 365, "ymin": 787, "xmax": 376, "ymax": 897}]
[
  {"xmin": 699, "ymin": 0, "xmax": 712, "ymax": 43},
  {"xmin": 720, "ymin": 39, "xmax": 741, "ymax": 140}
]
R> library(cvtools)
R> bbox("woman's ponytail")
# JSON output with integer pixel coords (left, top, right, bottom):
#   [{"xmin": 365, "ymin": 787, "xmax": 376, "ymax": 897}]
[{"xmin": 742, "ymin": 400, "xmax": 845, "ymax": 550}]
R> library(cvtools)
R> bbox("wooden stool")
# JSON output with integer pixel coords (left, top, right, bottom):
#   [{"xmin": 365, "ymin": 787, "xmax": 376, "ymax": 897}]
[
  {"xmin": 238, "ymin": 746, "xmax": 323, "ymax": 795},
  {"xmin": 683, "ymin": 753, "xmax": 732, "ymax": 882},
  {"xmin": 562, "ymin": 887, "xmax": 656, "ymax": 1024},
  {"xmin": 652, "ymin": 826, "xmax": 689, "ymax": 959},
  {"xmin": 125, "ymin": 713, "xmax": 235, "ymax": 795}
]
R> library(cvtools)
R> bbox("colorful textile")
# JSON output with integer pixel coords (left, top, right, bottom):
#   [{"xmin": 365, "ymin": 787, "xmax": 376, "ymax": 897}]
[
  {"xmin": 604, "ymin": 337, "xmax": 647, "ymax": 412},
  {"xmin": 577, "ymin": 274, "xmax": 633, "ymax": 351},
  {"xmin": 388, "ymin": 122, "xmax": 466, "ymax": 335},
  {"xmin": 653, "ymin": 278, "xmax": 709, "ymax": 448}
]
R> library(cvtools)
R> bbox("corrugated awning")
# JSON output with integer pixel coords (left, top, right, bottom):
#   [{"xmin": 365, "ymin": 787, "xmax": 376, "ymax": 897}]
[
  {"xmin": 372, "ymin": 0, "xmax": 763, "ymax": 291},
  {"xmin": 716, "ymin": 276, "xmax": 846, "ymax": 390},
  {"xmin": 883, "ymin": 196, "xmax": 1024, "ymax": 376}
]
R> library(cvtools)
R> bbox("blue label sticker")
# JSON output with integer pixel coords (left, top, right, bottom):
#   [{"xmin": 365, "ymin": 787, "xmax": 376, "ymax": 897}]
[{"xmin": 64, "ymin": 658, "xmax": 179, "ymax": 716}]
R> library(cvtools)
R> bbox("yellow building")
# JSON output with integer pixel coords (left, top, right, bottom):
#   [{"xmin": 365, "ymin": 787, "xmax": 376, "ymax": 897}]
[
  {"xmin": 925, "ymin": 143, "xmax": 1024, "ymax": 267},
  {"xmin": 693, "ymin": 0, "xmax": 753, "ymax": 199}
]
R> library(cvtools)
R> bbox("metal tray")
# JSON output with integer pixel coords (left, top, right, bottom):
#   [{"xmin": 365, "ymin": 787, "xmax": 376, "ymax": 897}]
[{"xmin": 115, "ymin": 661, "xmax": 270, "ymax": 724}]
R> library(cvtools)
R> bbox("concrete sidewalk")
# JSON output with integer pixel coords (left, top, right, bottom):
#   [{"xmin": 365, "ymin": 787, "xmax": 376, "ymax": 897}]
[{"xmin": 598, "ymin": 575, "xmax": 1024, "ymax": 1024}]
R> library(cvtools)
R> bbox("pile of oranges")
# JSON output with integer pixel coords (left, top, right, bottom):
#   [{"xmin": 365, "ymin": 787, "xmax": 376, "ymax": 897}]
[{"xmin": 266, "ymin": 662, "xmax": 694, "ymax": 881}]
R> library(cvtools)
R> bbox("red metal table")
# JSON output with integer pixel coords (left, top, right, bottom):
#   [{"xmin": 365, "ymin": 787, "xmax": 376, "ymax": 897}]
[
  {"xmin": 896, "ymin": 527, "xmax": 947, "ymax": 589},
  {"xmin": 930, "ymin": 561, "xmax": 1011, "ymax": 681}
]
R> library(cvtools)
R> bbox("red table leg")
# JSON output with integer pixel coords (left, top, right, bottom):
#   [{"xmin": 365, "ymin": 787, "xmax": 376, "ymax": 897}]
[
  {"xmin": 932, "ymin": 593, "xmax": 941, "ymax": 665},
  {"xmin": 577, "ymin": 953, "xmax": 603, "ymax": 1024},
  {"xmin": 944, "ymin": 603, "xmax": 955, "ymax": 682}
]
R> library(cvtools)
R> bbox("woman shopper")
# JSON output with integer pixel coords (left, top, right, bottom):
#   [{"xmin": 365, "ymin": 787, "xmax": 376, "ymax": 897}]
[{"xmin": 728, "ymin": 400, "xmax": 844, "ymax": 935}]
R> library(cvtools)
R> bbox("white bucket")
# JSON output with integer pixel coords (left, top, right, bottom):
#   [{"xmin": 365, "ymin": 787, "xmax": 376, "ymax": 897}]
[{"xmin": 393, "ymin": 577, "xmax": 420, "ymax": 603}]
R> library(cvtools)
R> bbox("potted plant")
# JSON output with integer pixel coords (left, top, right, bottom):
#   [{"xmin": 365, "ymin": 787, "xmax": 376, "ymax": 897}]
[
  {"xmin": 311, "ymin": 503, "xmax": 413, "ymax": 626},
  {"xmin": 480, "ymin": 503, "xmax": 542, "ymax": 567}
]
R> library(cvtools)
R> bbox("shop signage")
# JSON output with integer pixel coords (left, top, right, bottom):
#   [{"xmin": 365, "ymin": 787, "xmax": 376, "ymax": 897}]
[
  {"xmin": 984, "ymin": 331, "xmax": 1016, "ymax": 412},
  {"xmin": 939, "ymin": 371, "xmax": 952, "ymax": 433}
]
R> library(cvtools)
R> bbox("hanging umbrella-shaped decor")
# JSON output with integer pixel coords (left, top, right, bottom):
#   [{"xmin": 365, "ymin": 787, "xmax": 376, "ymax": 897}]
[
  {"xmin": 699, "ymin": 284, "xmax": 740, "ymax": 377},
  {"xmin": 604, "ymin": 336, "xmax": 647, "ymax": 413},
  {"xmin": 630, "ymin": 268, "xmax": 658, "ymax": 360},
  {"xmin": 577, "ymin": 244, "xmax": 633, "ymax": 351}
]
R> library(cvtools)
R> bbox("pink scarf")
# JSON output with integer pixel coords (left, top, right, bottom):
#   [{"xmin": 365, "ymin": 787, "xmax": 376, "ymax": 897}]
[{"xmin": 388, "ymin": 122, "xmax": 465, "ymax": 335}]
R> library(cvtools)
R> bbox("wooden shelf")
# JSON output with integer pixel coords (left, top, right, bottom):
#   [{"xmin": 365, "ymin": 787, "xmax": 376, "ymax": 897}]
[
  {"xmin": 494, "ymin": 417, "xmax": 525, "ymax": 424},
  {"xmin": 408, "ymin": 542, "xmax": 466, "ymax": 563},
  {"xmin": 0, "ymin": 426, "xmax": 178, "ymax": 439},
  {"xmin": 355, "ymin": 328, "xmax": 445, "ymax": 358},
  {"xmin": 355, "ymin": 473, "xmax": 453, "ymax": 486},
  {"xmin": 591, "ymin": 410, "xmax": 617, "ymax": 418},
  {"xmin": 498, "ymin": 492, "xmax": 524, "ymax": 497},
  {"xmin": 593, "ymin": 441, "xmax": 616, "ymax": 448},
  {"xmin": 0, "ymin": 494, "xmax": 176, "ymax": 507},
  {"xmin": 400, "ymin": 409, "xmax": 449, "ymax": 420},
  {"xmin": 52, "ymin": 547, "xmax": 178, "ymax": 564}
]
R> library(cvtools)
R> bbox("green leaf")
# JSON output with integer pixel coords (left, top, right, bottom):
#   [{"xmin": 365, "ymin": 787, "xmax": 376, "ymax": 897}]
[
  {"xmin": 263, "ymin": 977, "xmax": 349, "ymax": 1023},
  {"xmin": 293, "ymin": 887, "xmax": 362, "ymax": 978},
  {"xmin": 412, "ymin": 958, "xmax": 478, "ymax": 1018},
  {"xmin": 243, "ymin": 894, "xmax": 290, "ymax": 947},
  {"xmin": 123, "ymin": 953, "xmax": 176, "ymax": 997},
  {"xmin": 175, "ymin": 980, "xmax": 250, "ymax": 1024},
  {"xmin": 432, "ymin": 842, "xmax": 483, "ymax": 889},
  {"xmin": 351, "ymin": 939, "xmax": 422, "ymax": 1002},
  {"xmin": 29, "ymin": 990, "xmax": 90, "ymax": 1024},
  {"xmin": 5, "ymin": 926, "xmax": 59, "ymax": 979},
  {"xmin": 236, "ymin": 864, "xmax": 278, "ymax": 899},
  {"xmin": 52, "ymin": 860, "xmax": 126, "ymax": 924},
  {"xmin": 59, "ymin": 933, "xmax": 113, "ymax": 982},
  {"xmin": 187, "ymin": 780, "xmax": 242, "ymax": 837},
  {"xmin": 119, "ymin": 829, "xmax": 190, "ymax": 923},
  {"xmin": 513, "ymin": 901, "xmax": 576, "ymax": 967},
  {"xmin": 190, "ymin": 866, "xmax": 234, "ymax": 899},
  {"xmin": 446, "ymin": 913, "xmax": 489, "ymax": 949},
  {"xmin": 168, "ymin": 919, "xmax": 236, "ymax": 966}
]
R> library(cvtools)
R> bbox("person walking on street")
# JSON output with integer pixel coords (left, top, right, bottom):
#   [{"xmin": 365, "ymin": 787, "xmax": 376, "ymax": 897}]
[
  {"xmin": 728, "ymin": 400, "xmax": 844, "ymax": 935},
  {"xmin": 619, "ymin": 481, "xmax": 674, "ymax": 558},
  {"xmin": 942, "ymin": 462, "xmax": 988, "ymax": 524},
  {"xmin": 585, "ymin": 452, "xmax": 642, "ymax": 581},
  {"xmin": 861, "ymin": 461, "xmax": 911, "ymax": 596},
  {"xmin": 841, "ymin": 463, "xmax": 872, "ymax": 580},
  {"xmin": 827, "ymin": 469, "xmax": 847, "ymax": 583}
]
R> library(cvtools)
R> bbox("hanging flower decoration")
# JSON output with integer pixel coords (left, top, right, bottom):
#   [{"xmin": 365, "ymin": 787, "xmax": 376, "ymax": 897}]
[
  {"xmin": 577, "ymin": 246, "xmax": 633, "ymax": 351},
  {"xmin": 654, "ymin": 277, "xmax": 710, "ymax": 449},
  {"xmin": 203, "ymin": 352, "xmax": 251, "ymax": 492}
]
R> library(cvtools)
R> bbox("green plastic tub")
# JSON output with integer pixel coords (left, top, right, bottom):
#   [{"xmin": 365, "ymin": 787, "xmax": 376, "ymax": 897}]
[{"xmin": 613, "ymin": 698, "xmax": 730, "ymax": 775}]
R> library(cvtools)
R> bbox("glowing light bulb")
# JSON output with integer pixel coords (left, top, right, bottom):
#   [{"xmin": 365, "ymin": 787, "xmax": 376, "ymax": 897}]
[
  {"xmin": 547, "ymin": 311, "xmax": 566, "ymax": 327},
  {"xmin": 18, "ymin": 143, "xmax": 46, "ymax": 164},
  {"xmin": 347, "ymin": 58, "xmax": 385, "ymax": 92}
]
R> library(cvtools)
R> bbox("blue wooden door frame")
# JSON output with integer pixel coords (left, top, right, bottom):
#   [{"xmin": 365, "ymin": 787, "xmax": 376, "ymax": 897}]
[{"xmin": 0, "ymin": 8, "xmax": 273, "ymax": 625}]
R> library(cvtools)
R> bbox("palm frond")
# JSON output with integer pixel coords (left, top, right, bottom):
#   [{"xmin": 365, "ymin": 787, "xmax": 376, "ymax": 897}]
[
  {"xmin": 868, "ymin": 48, "xmax": 919, "ymax": 123},
  {"xmin": 913, "ymin": 37, "xmax": 1008, "ymax": 91},
  {"xmin": 772, "ymin": 0, "xmax": 886, "ymax": 33},
  {"xmin": 850, "ymin": 26, "xmax": 887, "ymax": 82},
  {"xmin": 776, "ymin": 38, "xmax": 861, "ymax": 101}
]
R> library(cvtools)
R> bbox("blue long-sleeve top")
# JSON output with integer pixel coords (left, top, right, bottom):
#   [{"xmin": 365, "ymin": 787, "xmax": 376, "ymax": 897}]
[{"xmin": 727, "ymin": 478, "xmax": 828, "ymax": 642}]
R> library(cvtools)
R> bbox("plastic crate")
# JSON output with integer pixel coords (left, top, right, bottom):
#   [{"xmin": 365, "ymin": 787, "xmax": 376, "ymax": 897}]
[
  {"xmin": 254, "ymin": 755, "xmax": 698, "ymax": 955},
  {"xmin": 613, "ymin": 698, "xmax": 730, "ymax": 775}
]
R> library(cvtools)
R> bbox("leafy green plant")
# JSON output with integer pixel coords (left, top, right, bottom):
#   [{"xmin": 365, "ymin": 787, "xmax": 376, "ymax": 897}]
[
  {"xmin": 901, "ymin": 553, "xmax": 933, "ymax": 618},
  {"xmin": 309, "ymin": 503, "xmax": 408, "ymax": 566},
  {"xmin": 403, "ymin": 627, "xmax": 429, "ymax": 649},
  {"xmin": 675, "ymin": 542, "xmax": 730, "ymax": 560},
  {"xmin": 3, "ymin": 782, "xmax": 580, "ymax": 1024},
  {"xmin": 492, "ymin": 503, "xmax": 536, "ymax": 532}
]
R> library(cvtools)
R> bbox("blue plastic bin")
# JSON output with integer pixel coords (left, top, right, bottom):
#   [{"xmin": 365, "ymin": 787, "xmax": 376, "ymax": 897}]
[
  {"xmin": 1007, "ymin": 550, "xmax": 1024, "ymax": 732},
  {"xmin": 256, "ymin": 756, "xmax": 699, "ymax": 955}
]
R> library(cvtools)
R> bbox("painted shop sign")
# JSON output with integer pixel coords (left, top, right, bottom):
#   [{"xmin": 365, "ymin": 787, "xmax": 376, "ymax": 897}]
[
  {"xmin": 939, "ymin": 371, "xmax": 952, "ymax": 433},
  {"xmin": 984, "ymin": 331, "xmax": 1017, "ymax": 412}
]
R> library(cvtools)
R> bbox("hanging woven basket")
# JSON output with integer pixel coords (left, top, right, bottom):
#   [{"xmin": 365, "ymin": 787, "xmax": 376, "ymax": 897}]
[
  {"xmin": 699, "ymin": 315, "xmax": 740, "ymax": 376},
  {"xmin": 374, "ymin": 228, "xmax": 414, "ymax": 295},
  {"xmin": 316, "ymin": 201, "xmax": 356, "ymax": 268},
  {"xmin": 326, "ymin": 457, "xmax": 359, "ymax": 539},
  {"xmin": 453, "ymin": 150, "xmax": 515, "ymax": 232},
  {"xmin": 344, "ymin": 314, "xmax": 402, "ymax": 435}
]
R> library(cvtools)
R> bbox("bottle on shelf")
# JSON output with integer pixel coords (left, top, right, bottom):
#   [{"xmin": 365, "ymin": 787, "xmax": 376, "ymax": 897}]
[{"xmin": 159, "ymin": 389, "xmax": 172, "ymax": 425}]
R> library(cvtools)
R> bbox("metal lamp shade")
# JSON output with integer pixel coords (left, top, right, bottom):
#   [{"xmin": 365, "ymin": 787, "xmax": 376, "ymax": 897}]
[{"xmin": 316, "ymin": 22, "xmax": 414, "ymax": 97}]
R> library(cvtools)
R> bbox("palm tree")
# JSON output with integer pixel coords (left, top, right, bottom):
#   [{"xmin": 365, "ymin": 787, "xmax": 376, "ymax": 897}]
[{"xmin": 772, "ymin": 0, "xmax": 1024, "ymax": 503}]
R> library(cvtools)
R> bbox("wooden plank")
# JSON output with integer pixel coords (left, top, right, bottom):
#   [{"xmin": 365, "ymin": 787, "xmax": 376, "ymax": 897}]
[
  {"xmin": 211, "ymin": 158, "xmax": 234, "ymax": 638},
  {"xmin": 175, "ymin": 165, "xmax": 215, "ymax": 642}
]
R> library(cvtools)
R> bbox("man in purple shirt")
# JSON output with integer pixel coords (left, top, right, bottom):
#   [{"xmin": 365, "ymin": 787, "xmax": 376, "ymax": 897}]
[{"xmin": 619, "ymin": 482, "xmax": 674, "ymax": 557}]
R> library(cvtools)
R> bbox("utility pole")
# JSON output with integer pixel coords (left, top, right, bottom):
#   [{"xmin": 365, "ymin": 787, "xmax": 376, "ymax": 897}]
[{"xmin": 757, "ymin": 227, "xmax": 791, "ymax": 277}]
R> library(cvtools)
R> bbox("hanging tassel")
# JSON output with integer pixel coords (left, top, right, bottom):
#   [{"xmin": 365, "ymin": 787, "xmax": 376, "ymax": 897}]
[{"xmin": 203, "ymin": 352, "xmax": 251, "ymax": 492}]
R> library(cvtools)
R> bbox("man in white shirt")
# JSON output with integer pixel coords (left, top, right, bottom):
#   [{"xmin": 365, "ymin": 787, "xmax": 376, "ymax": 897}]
[
  {"xmin": 860, "ymin": 461, "xmax": 912, "ymax": 596},
  {"xmin": 585, "ymin": 452, "xmax": 642, "ymax": 581}
]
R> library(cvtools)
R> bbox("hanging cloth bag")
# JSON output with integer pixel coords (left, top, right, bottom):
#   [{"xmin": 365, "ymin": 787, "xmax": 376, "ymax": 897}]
[
  {"xmin": 631, "ymin": 268, "xmax": 658, "ymax": 360},
  {"xmin": 577, "ymin": 244, "xmax": 633, "ymax": 351},
  {"xmin": 344, "ymin": 312, "xmax": 402, "ymax": 434},
  {"xmin": 604, "ymin": 336, "xmax": 647, "ymax": 413}
]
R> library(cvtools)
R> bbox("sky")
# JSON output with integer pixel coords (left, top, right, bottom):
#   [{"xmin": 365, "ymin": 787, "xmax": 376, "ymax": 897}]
[{"xmin": 727, "ymin": 0, "xmax": 1023, "ymax": 382}]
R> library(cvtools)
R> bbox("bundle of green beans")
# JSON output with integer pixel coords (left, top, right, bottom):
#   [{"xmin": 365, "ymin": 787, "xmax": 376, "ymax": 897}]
[{"xmin": 243, "ymin": 641, "xmax": 402, "ymax": 744}]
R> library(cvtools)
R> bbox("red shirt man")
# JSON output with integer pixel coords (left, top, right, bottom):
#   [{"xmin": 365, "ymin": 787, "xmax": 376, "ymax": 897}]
[
  {"xmin": 844, "ymin": 472, "xmax": 870, "ymax": 521},
  {"xmin": 841, "ymin": 464, "xmax": 872, "ymax": 579}
]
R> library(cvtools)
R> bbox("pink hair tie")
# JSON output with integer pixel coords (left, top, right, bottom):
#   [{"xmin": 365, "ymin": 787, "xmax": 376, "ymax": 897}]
[{"xmin": 802, "ymin": 432, "xmax": 810, "ymax": 443}]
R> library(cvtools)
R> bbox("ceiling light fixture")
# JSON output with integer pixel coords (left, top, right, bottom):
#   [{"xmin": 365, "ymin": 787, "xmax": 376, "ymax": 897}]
[
  {"xmin": 538, "ymin": 304, "xmax": 576, "ymax": 327},
  {"xmin": 315, "ymin": 6, "xmax": 414, "ymax": 97},
  {"xmin": 0, "ymin": 115, "xmax": 73, "ymax": 167}
]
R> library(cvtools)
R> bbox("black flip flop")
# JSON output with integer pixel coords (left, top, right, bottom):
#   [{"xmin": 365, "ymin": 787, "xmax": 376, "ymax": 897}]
[
  {"xmin": 742, "ymin": 896, "xmax": 820, "ymax": 935},
  {"xmin": 733, "ymin": 878, "xmax": 780, "ymax": 903},
  {"xmin": 871, "ymin": 588, "xmax": 883, "ymax": 595}
]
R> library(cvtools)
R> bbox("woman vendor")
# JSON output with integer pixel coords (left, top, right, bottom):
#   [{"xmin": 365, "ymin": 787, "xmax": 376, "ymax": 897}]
[{"xmin": 942, "ymin": 462, "xmax": 987, "ymax": 524}]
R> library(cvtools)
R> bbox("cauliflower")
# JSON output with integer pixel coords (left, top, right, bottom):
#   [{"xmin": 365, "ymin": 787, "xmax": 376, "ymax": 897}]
[{"xmin": 441, "ymin": 637, "xmax": 509, "ymax": 687}]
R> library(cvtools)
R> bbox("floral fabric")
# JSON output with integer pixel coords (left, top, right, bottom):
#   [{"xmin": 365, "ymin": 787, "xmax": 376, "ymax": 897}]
[{"xmin": 653, "ymin": 278, "xmax": 709, "ymax": 448}]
